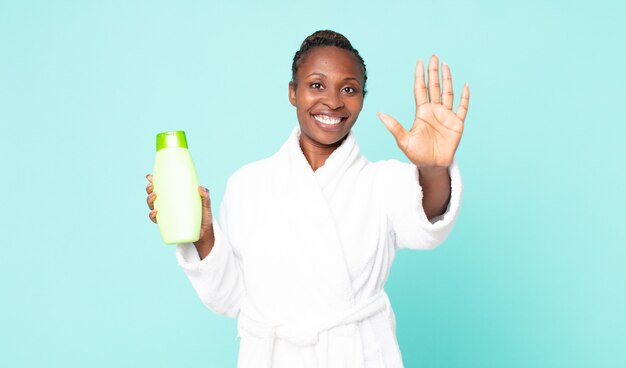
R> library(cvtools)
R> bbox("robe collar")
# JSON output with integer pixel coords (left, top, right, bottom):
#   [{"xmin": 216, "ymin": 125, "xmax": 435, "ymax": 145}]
[{"xmin": 285, "ymin": 127, "xmax": 366, "ymax": 191}]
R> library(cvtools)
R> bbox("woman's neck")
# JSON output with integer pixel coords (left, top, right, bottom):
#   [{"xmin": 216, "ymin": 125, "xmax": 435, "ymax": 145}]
[{"xmin": 299, "ymin": 134, "xmax": 346, "ymax": 171}]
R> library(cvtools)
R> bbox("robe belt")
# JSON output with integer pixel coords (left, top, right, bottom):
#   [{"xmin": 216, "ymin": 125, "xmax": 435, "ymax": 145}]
[{"xmin": 237, "ymin": 292, "xmax": 392, "ymax": 368}]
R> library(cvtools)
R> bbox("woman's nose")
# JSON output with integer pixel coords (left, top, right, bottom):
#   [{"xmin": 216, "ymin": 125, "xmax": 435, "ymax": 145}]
[{"xmin": 323, "ymin": 90, "xmax": 344, "ymax": 109}]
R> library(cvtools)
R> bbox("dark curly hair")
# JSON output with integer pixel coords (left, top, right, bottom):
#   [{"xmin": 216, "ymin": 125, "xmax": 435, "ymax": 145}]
[{"xmin": 291, "ymin": 30, "xmax": 367, "ymax": 96}]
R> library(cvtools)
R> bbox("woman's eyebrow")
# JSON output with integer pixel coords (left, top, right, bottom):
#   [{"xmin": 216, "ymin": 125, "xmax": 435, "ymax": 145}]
[
  {"xmin": 305, "ymin": 72, "xmax": 361, "ymax": 84},
  {"xmin": 306, "ymin": 72, "xmax": 327, "ymax": 78}
]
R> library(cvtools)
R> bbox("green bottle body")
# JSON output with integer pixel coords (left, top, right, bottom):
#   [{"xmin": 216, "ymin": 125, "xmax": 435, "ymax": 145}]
[{"xmin": 153, "ymin": 133, "xmax": 202, "ymax": 244}]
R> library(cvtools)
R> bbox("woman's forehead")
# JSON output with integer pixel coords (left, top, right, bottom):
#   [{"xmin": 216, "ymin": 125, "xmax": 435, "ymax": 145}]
[{"xmin": 297, "ymin": 46, "xmax": 363, "ymax": 79}]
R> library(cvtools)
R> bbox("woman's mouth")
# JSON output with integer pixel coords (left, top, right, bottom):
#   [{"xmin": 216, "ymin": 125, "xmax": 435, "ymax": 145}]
[{"xmin": 312, "ymin": 114, "xmax": 346, "ymax": 130}]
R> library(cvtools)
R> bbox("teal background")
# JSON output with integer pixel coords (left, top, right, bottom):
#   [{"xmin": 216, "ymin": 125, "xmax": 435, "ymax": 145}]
[{"xmin": 1, "ymin": 0, "xmax": 624, "ymax": 367}]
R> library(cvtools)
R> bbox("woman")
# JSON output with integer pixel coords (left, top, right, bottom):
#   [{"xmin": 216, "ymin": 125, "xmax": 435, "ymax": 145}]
[{"xmin": 146, "ymin": 30, "xmax": 469, "ymax": 368}]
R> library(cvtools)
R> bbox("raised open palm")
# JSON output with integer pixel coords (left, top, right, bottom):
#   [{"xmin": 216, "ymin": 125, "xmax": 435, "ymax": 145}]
[{"xmin": 378, "ymin": 55, "xmax": 470, "ymax": 168}]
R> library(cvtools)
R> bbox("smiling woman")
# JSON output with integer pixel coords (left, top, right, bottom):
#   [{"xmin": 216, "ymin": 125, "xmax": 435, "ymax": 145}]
[{"xmin": 145, "ymin": 29, "xmax": 469, "ymax": 368}]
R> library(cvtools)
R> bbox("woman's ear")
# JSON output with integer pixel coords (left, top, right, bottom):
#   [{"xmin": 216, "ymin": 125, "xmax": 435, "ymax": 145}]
[{"xmin": 288, "ymin": 81, "xmax": 297, "ymax": 107}]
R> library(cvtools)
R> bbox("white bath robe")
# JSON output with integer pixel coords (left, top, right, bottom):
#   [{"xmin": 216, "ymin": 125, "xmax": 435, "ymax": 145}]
[{"xmin": 176, "ymin": 127, "xmax": 462, "ymax": 368}]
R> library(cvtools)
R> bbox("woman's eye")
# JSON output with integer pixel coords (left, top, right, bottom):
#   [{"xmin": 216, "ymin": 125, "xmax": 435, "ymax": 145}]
[
  {"xmin": 311, "ymin": 82, "xmax": 322, "ymax": 89},
  {"xmin": 343, "ymin": 87, "xmax": 356, "ymax": 94}
]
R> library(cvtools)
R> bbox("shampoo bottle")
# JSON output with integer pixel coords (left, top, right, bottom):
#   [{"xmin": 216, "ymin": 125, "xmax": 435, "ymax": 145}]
[{"xmin": 152, "ymin": 131, "xmax": 202, "ymax": 244}]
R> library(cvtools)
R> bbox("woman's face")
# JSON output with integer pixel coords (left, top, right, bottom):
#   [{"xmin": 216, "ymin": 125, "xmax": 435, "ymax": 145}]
[{"xmin": 289, "ymin": 46, "xmax": 365, "ymax": 147}]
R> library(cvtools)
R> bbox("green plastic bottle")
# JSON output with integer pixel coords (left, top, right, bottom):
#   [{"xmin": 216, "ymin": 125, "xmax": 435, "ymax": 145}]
[{"xmin": 152, "ymin": 131, "xmax": 202, "ymax": 244}]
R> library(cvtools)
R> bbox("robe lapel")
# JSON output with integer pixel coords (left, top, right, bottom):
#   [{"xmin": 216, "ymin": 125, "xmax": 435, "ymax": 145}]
[
  {"xmin": 282, "ymin": 128, "xmax": 356, "ymax": 306},
  {"xmin": 313, "ymin": 130, "xmax": 366, "ymax": 199},
  {"xmin": 248, "ymin": 128, "xmax": 371, "ymax": 323}
]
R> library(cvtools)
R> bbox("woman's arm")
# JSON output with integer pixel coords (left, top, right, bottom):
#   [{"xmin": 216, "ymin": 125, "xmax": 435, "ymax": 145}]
[
  {"xmin": 175, "ymin": 181, "xmax": 245, "ymax": 318},
  {"xmin": 146, "ymin": 174, "xmax": 244, "ymax": 318},
  {"xmin": 380, "ymin": 158, "xmax": 462, "ymax": 251},
  {"xmin": 377, "ymin": 55, "xmax": 469, "ymax": 222},
  {"xmin": 176, "ymin": 220, "xmax": 244, "ymax": 318}
]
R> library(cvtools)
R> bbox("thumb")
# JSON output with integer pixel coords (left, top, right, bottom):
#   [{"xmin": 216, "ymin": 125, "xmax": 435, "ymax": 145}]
[
  {"xmin": 198, "ymin": 186, "xmax": 213, "ymax": 217},
  {"xmin": 377, "ymin": 112, "xmax": 408, "ymax": 151}
]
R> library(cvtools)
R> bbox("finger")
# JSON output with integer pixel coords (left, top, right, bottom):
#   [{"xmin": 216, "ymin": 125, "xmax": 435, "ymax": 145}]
[
  {"xmin": 145, "ymin": 174, "xmax": 153, "ymax": 194},
  {"xmin": 198, "ymin": 186, "xmax": 214, "ymax": 225},
  {"xmin": 377, "ymin": 112, "xmax": 409, "ymax": 151},
  {"xmin": 414, "ymin": 59, "xmax": 427, "ymax": 108},
  {"xmin": 456, "ymin": 83, "xmax": 470, "ymax": 122},
  {"xmin": 149, "ymin": 209, "xmax": 158, "ymax": 224},
  {"xmin": 198, "ymin": 185, "xmax": 208, "ymax": 198},
  {"xmin": 147, "ymin": 192, "xmax": 155, "ymax": 210},
  {"xmin": 198, "ymin": 186, "xmax": 212, "ymax": 209},
  {"xmin": 441, "ymin": 62, "xmax": 453, "ymax": 110},
  {"xmin": 427, "ymin": 55, "xmax": 441, "ymax": 104}
]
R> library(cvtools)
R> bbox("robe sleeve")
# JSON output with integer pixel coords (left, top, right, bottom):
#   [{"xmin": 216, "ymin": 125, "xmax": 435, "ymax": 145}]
[
  {"xmin": 381, "ymin": 157, "xmax": 463, "ymax": 250},
  {"xmin": 175, "ymin": 182, "xmax": 245, "ymax": 318}
]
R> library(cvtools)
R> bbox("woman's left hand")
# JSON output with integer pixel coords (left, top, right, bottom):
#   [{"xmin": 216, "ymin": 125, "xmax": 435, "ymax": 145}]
[{"xmin": 378, "ymin": 55, "xmax": 470, "ymax": 169}]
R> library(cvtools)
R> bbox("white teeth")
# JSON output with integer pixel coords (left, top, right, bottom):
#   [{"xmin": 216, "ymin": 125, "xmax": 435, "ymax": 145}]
[{"xmin": 314, "ymin": 114, "xmax": 342, "ymax": 125}]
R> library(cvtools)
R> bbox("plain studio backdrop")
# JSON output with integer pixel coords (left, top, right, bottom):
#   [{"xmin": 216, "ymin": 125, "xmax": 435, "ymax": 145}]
[{"xmin": 1, "ymin": 0, "xmax": 624, "ymax": 367}]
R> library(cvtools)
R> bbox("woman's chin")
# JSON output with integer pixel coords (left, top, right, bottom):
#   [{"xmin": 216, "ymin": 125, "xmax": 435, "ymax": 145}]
[
  {"xmin": 300, "ymin": 117, "xmax": 356, "ymax": 147},
  {"xmin": 301, "ymin": 125, "xmax": 350, "ymax": 147}
]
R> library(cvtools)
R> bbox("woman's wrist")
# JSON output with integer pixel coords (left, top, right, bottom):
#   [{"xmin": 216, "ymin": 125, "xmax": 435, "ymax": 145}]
[
  {"xmin": 417, "ymin": 165, "xmax": 449, "ymax": 179},
  {"xmin": 193, "ymin": 230, "xmax": 215, "ymax": 260},
  {"xmin": 418, "ymin": 166, "xmax": 451, "ymax": 220}
]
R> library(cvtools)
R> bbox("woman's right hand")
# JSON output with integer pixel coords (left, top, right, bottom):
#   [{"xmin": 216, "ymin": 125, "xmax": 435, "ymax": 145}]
[{"xmin": 146, "ymin": 174, "xmax": 216, "ymax": 257}]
